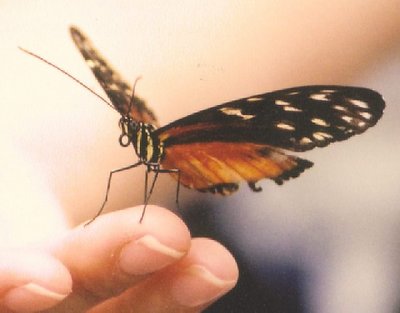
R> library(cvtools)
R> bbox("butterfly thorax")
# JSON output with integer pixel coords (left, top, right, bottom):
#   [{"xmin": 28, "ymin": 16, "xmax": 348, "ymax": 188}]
[{"xmin": 119, "ymin": 117, "xmax": 163, "ymax": 164}]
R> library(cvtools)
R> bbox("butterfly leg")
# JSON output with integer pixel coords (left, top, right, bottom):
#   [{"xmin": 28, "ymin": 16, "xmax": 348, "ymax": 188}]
[
  {"xmin": 139, "ymin": 167, "xmax": 181, "ymax": 223},
  {"xmin": 140, "ymin": 165, "xmax": 160, "ymax": 223},
  {"xmin": 154, "ymin": 168, "xmax": 181, "ymax": 211},
  {"xmin": 85, "ymin": 161, "xmax": 142, "ymax": 226},
  {"xmin": 144, "ymin": 167, "xmax": 149, "ymax": 206},
  {"xmin": 171, "ymin": 169, "xmax": 181, "ymax": 213}
]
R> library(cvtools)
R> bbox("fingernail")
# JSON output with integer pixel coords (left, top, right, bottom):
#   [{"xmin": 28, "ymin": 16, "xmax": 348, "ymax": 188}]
[
  {"xmin": 3, "ymin": 283, "xmax": 68, "ymax": 312},
  {"xmin": 119, "ymin": 234, "xmax": 185, "ymax": 275},
  {"xmin": 171, "ymin": 264, "xmax": 237, "ymax": 307}
]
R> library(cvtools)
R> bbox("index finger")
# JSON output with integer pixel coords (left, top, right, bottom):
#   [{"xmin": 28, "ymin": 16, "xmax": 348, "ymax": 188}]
[{"xmin": 50, "ymin": 205, "xmax": 191, "ymax": 311}]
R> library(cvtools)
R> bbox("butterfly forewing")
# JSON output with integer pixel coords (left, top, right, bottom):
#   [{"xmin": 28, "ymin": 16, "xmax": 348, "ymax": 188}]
[
  {"xmin": 69, "ymin": 26, "xmax": 158, "ymax": 126},
  {"xmin": 155, "ymin": 86, "xmax": 384, "ymax": 152}
]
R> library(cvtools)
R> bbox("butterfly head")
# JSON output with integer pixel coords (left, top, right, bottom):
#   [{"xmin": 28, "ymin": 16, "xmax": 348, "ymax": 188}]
[{"xmin": 118, "ymin": 115, "xmax": 135, "ymax": 147}]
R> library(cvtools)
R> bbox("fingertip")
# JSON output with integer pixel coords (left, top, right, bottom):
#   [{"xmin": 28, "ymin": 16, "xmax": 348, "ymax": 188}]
[
  {"xmin": 78, "ymin": 205, "xmax": 191, "ymax": 253},
  {"xmin": 0, "ymin": 250, "xmax": 72, "ymax": 312},
  {"xmin": 187, "ymin": 238, "xmax": 239, "ymax": 282},
  {"xmin": 52, "ymin": 205, "xmax": 192, "ymax": 299},
  {"xmin": 116, "ymin": 206, "xmax": 192, "ymax": 275},
  {"xmin": 170, "ymin": 238, "xmax": 239, "ymax": 308}
]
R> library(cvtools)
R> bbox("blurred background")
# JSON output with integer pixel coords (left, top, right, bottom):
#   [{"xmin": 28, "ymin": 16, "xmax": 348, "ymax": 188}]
[{"xmin": 1, "ymin": 1, "xmax": 400, "ymax": 312}]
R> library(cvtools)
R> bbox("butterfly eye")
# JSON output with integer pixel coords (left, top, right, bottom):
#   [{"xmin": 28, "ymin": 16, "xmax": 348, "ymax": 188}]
[
  {"xmin": 117, "ymin": 116, "xmax": 132, "ymax": 147},
  {"xmin": 119, "ymin": 132, "xmax": 131, "ymax": 147}
]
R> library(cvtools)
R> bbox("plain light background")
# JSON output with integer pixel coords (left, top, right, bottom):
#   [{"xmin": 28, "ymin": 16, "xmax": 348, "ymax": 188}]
[{"xmin": 1, "ymin": 1, "xmax": 400, "ymax": 313}]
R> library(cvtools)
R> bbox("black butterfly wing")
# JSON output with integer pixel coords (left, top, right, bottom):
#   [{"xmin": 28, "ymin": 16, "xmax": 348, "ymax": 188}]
[
  {"xmin": 155, "ymin": 86, "xmax": 384, "ymax": 193},
  {"xmin": 69, "ymin": 26, "xmax": 158, "ymax": 126},
  {"xmin": 157, "ymin": 86, "xmax": 384, "ymax": 151}
]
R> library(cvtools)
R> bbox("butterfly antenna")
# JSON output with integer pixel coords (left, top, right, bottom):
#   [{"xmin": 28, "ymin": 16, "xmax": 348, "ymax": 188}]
[
  {"xmin": 18, "ymin": 47, "xmax": 114, "ymax": 110},
  {"xmin": 127, "ymin": 76, "xmax": 142, "ymax": 117}
]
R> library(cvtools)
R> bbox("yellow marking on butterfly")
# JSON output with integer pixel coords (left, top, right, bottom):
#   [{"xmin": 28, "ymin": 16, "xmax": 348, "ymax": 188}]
[
  {"xmin": 300, "ymin": 137, "xmax": 312, "ymax": 145},
  {"xmin": 310, "ymin": 93, "xmax": 329, "ymax": 101},
  {"xmin": 341, "ymin": 115, "xmax": 354, "ymax": 123},
  {"xmin": 276, "ymin": 122, "xmax": 295, "ymax": 131},
  {"xmin": 359, "ymin": 112, "xmax": 372, "ymax": 120},
  {"xmin": 246, "ymin": 97, "xmax": 263, "ymax": 102},
  {"xmin": 311, "ymin": 118, "xmax": 329, "ymax": 127},
  {"xmin": 349, "ymin": 99, "xmax": 369, "ymax": 109},
  {"xmin": 219, "ymin": 107, "xmax": 255, "ymax": 120},
  {"xmin": 283, "ymin": 106, "xmax": 302, "ymax": 112},
  {"xmin": 275, "ymin": 100, "xmax": 290, "ymax": 106}
]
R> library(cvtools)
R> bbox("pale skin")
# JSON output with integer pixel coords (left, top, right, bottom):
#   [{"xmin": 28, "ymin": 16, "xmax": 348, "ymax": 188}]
[
  {"xmin": 0, "ymin": 206, "xmax": 238, "ymax": 312},
  {"xmin": 1, "ymin": 1, "xmax": 400, "ymax": 312}
]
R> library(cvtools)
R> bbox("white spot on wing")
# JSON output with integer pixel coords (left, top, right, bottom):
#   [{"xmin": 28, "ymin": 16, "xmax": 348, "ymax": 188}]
[
  {"xmin": 300, "ymin": 137, "xmax": 313, "ymax": 145},
  {"xmin": 333, "ymin": 105, "xmax": 347, "ymax": 112},
  {"xmin": 358, "ymin": 121, "xmax": 367, "ymax": 128},
  {"xmin": 321, "ymin": 89, "xmax": 336, "ymax": 94},
  {"xmin": 311, "ymin": 118, "xmax": 329, "ymax": 127},
  {"xmin": 341, "ymin": 115, "xmax": 353, "ymax": 123},
  {"xmin": 349, "ymin": 99, "xmax": 369, "ymax": 109},
  {"xmin": 283, "ymin": 106, "xmax": 302, "ymax": 112},
  {"xmin": 219, "ymin": 107, "xmax": 255, "ymax": 120},
  {"xmin": 359, "ymin": 112, "xmax": 372, "ymax": 120},
  {"xmin": 276, "ymin": 122, "xmax": 295, "ymax": 131},
  {"xmin": 310, "ymin": 93, "xmax": 329, "ymax": 101},
  {"xmin": 247, "ymin": 97, "xmax": 263, "ymax": 102},
  {"xmin": 86, "ymin": 59, "xmax": 98, "ymax": 68},
  {"xmin": 275, "ymin": 99, "xmax": 290, "ymax": 106},
  {"xmin": 107, "ymin": 83, "xmax": 120, "ymax": 91},
  {"xmin": 313, "ymin": 133, "xmax": 326, "ymax": 141},
  {"xmin": 314, "ymin": 132, "xmax": 333, "ymax": 140}
]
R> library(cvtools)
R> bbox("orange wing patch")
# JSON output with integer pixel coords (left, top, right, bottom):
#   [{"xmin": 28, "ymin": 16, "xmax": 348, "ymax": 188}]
[{"xmin": 161, "ymin": 142, "xmax": 313, "ymax": 194}]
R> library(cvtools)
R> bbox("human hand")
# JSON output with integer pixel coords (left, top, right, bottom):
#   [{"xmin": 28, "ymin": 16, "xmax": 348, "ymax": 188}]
[{"xmin": 0, "ymin": 206, "xmax": 238, "ymax": 313}]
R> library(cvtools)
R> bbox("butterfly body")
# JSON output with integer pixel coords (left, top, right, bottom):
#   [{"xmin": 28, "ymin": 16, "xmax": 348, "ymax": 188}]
[{"xmin": 121, "ymin": 118, "xmax": 164, "ymax": 165}]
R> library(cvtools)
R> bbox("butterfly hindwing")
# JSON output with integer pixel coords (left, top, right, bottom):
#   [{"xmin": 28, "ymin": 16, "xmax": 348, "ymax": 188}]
[
  {"xmin": 70, "ymin": 26, "xmax": 158, "ymax": 126},
  {"xmin": 160, "ymin": 141, "xmax": 313, "ymax": 193}
]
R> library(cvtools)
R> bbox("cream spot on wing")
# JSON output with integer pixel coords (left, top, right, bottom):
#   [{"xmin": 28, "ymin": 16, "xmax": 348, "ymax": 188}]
[
  {"xmin": 107, "ymin": 83, "xmax": 120, "ymax": 91},
  {"xmin": 341, "ymin": 115, "xmax": 353, "ymax": 123},
  {"xmin": 247, "ymin": 97, "xmax": 263, "ymax": 102},
  {"xmin": 98, "ymin": 64, "xmax": 109, "ymax": 73},
  {"xmin": 333, "ymin": 105, "xmax": 347, "ymax": 111},
  {"xmin": 283, "ymin": 106, "xmax": 302, "ymax": 112},
  {"xmin": 359, "ymin": 112, "xmax": 372, "ymax": 120},
  {"xmin": 358, "ymin": 121, "xmax": 367, "ymax": 128},
  {"xmin": 349, "ymin": 99, "xmax": 369, "ymax": 109},
  {"xmin": 219, "ymin": 107, "xmax": 255, "ymax": 120},
  {"xmin": 275, "ymin": 99, "xmax": 290, "ymax": 106},
  {"xmin": 276, "ymin": 122, "xmax": 295, "ymax": 131},
  {"xmin": 86, "ymin": 59, "xmax": 98, "ymax": 68},
  {"xmin": 311, "ymin": 117, "xmax": 330, "ymax": 127},
  {"xmin": 313, "ymin": 133, "xmax": 325, "ymax": 141},
  {"xmin": 310, "ymin": 93, "xmax": 329, "ymax": 101},
  {"xmin": 321, "ymin": 89, "xmax": 336, "ymax": 94},
  {"xmin": 300, "ymin": 137, "xmax": 313, "ymax": 145},
  {"xmin": 313, "ymin": 132, "xmax": 333, "ymax": 140},
  {"xmin": 286, "ymin": 91, "xmax": 300, "ymax": 96}
]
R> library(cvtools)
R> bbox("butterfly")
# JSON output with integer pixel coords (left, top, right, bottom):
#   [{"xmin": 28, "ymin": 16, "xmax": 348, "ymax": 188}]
[{"xmin": 68, "ymin": 26, "xmax": 385, "ymax": 222}]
